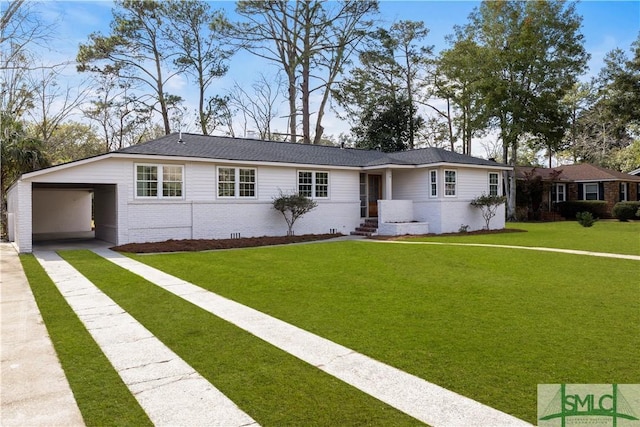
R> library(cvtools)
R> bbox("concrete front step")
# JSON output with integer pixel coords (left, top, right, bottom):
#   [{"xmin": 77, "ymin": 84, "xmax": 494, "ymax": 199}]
[{"xmin": 351, "ymin": 218, "xmax": 379, "ymax": 236}]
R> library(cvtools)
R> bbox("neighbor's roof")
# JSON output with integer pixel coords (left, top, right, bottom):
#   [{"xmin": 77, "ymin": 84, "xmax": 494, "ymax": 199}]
[
  {"xmin": 516, "ymin": 164, "xmax": 640, "ymax": 182},
  {"xmin": 115, "ymin": 133, "xmax": 506, "ymax": 168}
]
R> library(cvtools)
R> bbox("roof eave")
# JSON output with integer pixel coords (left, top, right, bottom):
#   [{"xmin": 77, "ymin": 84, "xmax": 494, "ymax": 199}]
[
  {"xmin": 19, "ymin": 153, "xmax": 117, "ymax": 180},
  {"xmin": 111, "ymin": 152, "xmax": 363, "ymax": 170}
]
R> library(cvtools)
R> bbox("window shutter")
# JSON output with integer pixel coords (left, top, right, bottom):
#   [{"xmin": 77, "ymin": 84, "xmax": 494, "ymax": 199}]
[
  {"xmin": 598, "ymin": 182, "xmax": 605, "ymax": 201},
  {"xmin": 578, "ymin": 183, "xmax": 583, "ymax": 200},
  {"xmin": 551, "ymin": 184, "xmax": 557, "ymax": 203}
]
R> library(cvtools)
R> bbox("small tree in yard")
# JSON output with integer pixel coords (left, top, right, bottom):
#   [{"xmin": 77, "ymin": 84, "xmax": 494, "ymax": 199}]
[
  {"xmin": 470, "ymin": 194, "xmax": 507, "ymax": 230},
  {"xmin": 273, "ymin": 191, "xmax": 317, "ymax": 236}
]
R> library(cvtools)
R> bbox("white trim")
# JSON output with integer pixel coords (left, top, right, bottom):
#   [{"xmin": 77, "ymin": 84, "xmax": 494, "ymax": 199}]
[
  {"xmin": 297, "ymin": 170, "xmax": 330, "ymax": 199},
  {"xmin": 488, "ymin": 172, "xmax": 500, "ymax": 196},
  {"xmin": 583, "ymin": 183, "xmax": 599, "ymax": 200},
  {"xmin": 620, "ymin": 182, "xmax": 628, "ymax": 201},
  {"xmin": 574, "ymin": 179, "xmax": 622, "ymax": 183},
  {"xmin": 134, "ymin": 163, "xmax": 184, "ymax": 200},
  {"xmin": 554, "ymin": 183, "xmax": 566, "ymax": 203},
  {"xmin": 429, "ymin": 169, "xmax": 438, "ymax": 198},
  {"xmin": 363, "ymin": 162, "xmax": 512, "ymax": 171},
  {"xmin": 216, "ymin": 166, "xmax": 258, "ymax": 199},
  {"xmin": 17, "ymin": 152, "xmax": 512, "ymax": 184},
  {"xmin": 444, "ymin": 169, "xmax": 457, "ymax": 198}
]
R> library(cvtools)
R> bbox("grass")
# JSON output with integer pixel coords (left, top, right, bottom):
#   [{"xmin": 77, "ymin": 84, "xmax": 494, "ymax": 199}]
[
  {"xmin": 19, "ymin": 255, "xmax": 152, "ymax": 427},
  {"xmin": 24, "ymin": 221, "xmax": 640, "ymax": 424},
  {"xmin": 59, "ymin": 250, "xmax": 421, "ymax": 426},
  {"xmin": 405, "ymin": 221, "xmax": 640, "ymax": 255},
  {"xmin": 129, "ymin": 239, "xmax": 640, "ymax": 423}
]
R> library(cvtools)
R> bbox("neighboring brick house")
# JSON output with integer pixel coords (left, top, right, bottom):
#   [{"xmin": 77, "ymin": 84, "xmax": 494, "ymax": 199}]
[
  {"xmin": 6, "ymin": 133, "xmax": 511, "ymax": 253},
  {"xmin": 516, "ymin": 164, "xmax": 640, "ymax": 219}
]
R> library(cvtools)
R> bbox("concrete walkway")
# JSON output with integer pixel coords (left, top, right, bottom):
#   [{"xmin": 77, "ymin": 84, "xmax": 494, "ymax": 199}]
[
  {"xmin": 33, "ymin": 250, "xmax": 258, "ymax": 427},
  {"xmin": 0, "ymin": 243, "xmax": 84, "ymax": 426},
  {"xmin": 361, "ymin": 239, "xmax": 640, "ymax": 261},
  {"xmin": 5, "ymin": 239, "xmax": 536, "ymax": 426},
  {"xmin": 93, "ymin": 247, "xmax": 531, "ymax": 427}
]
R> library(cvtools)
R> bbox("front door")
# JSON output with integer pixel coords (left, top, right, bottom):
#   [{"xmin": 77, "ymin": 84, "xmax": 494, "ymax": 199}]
[{"xmin": 367, "ymin": 175, "xmax": 381, "ymax": 217}]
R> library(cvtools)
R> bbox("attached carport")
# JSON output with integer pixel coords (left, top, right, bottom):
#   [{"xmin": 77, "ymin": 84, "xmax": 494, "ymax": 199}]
[
  {"xmin": 31, "ymin": 182, "xmax": 118, "ymax": 246},
  {"xmin": 7, "ymin": 175, "xmax": 119, "ymax": 253}
]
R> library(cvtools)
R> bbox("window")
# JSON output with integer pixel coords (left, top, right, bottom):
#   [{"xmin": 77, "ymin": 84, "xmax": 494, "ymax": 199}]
[
  {"xmin": 136, "ymin": 164, "xmax": 182, "ymax": 198},
  {"xmin": 218, "ymin": 167, "xmax": 235, "ymax": 197},
  {"xmin": 429, "ymin": 170, "xmax": 438, "ymax": 197},
  {"xmin": 488, "ymin": 172, "xmax": 500, "ymax": 196},
  {"xmin": 298, "ymin": 171, "xmax": 329, "ymax": 198},
  {"xmin": 584, "ymin": 183, "xmax": 599, "ymax": 200},
  {"xmin": 620, "ymin": 182, "xmax": 628, "ymax": 201},
  {"xmin": 137, "ymin": 165, "xmax": 158, "ymax": 197},
  {"xmin": 239, "ymin": 168, "xmax": 256, "ymax": 197},
  {"xmin": 444, "ymin": 170, "xmax": 456, "ymax": 197},
  {"xmin": 553, "ymin": 183, "xmax": 566, "ymax": 203},
  {"xmin": 298, "ymin": 171, "xmax": 313, "ymax": 197},
  {"xmin": 163, "ymin": 166, "xmax": 183, "ymax": 197},
  {"xmin": 218, "ymin": 167, "xmax": 256, "ymax": 198}
]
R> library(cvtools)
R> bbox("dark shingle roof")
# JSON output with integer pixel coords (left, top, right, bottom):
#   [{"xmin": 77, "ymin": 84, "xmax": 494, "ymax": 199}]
[{"xmin": 116, "ymin": 133, "xmax": 506, "ymax": 168}]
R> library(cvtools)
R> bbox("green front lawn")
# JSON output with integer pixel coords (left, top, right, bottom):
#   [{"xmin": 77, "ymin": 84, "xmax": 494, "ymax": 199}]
[
  {"xmin": 406, "ymin": 221, "xmax": 640, "ymax": 255},
  {"xmin": 22, "ymin": 221, "xmax": 639, "ymax": 425},
  {"xmin": 130, "ymin": 239, "xmax": 639, "ymax": 423},
  {"xmin": 58, "ymin": 250, "xmax": 420, "ymax": 427}
]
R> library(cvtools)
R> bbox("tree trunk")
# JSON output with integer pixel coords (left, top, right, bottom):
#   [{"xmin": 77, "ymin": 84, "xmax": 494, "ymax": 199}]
[
  {"xmin": 287, "ymin": 72, "xmax": 297, "ymax": 143},
  {"xmin": 301, "ymin": 2, "xmax": 312, "ymax": 144},
  {"xmin": 199, "ymin": 84, "xmax": 207, "ymax": 135},
  {"xmin": 301, "ymin": 60, "xmax": 311, "ymax": 144},
  {"xmin": 404, "ymin": 46, "xmax": 415, "ymax": 150}
]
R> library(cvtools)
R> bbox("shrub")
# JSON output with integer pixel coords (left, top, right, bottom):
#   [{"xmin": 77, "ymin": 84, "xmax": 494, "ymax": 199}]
[
  {"xmin": 470, "ymin": 194, "xmax": 507, "ymax": 230},
  {"xmin": 557, "ymin": 201, "xmax": 607, "ymax": 219},
  {"xmin": 576, "ymin": 211, "xmax": 597, "ymax": 227},
  {"xmin": 612, "ymin": 201, "xmax": 640, "ymax": 221},
  {"xmin": 272, "ymin": 191, "xmax": 317, "ymax": 236}
]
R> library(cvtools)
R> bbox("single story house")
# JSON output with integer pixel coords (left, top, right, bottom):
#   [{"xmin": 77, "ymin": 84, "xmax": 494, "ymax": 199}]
[
  {"xmin": 515, "ymin": 164, "xmax": 640, "ymax": 219},
  {"xmin": 7, "ymin": 133, "xmax": 511, "ymax": 253}
]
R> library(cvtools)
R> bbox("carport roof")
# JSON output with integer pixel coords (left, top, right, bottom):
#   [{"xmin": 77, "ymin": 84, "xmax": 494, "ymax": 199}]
[{"xmin": 115, "ymin": 133, "xmax": 508, "ymax": 169}]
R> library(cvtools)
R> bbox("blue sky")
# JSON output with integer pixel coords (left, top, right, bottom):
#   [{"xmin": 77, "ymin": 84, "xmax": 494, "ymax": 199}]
[
  {"xmin": 22, "ymin": 0, "xmax": 640, "ymax": 142},
  {"xmin": 40, "ymin": 0, "xmax": 640, "ymax": 72}
]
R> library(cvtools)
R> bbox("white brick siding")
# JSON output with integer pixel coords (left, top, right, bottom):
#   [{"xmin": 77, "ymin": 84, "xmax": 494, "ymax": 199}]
[{"xmin": 7, "ymin": 152, "xmax": 507, "ymax": 252}]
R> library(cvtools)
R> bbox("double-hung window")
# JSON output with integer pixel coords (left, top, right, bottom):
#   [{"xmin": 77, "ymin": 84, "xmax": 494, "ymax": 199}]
[
  {"xmin": 554, "ymin": 183, "xmax": 566, "ymax": 203},
  {"xmin": 488, "ymin": 172, "xmax": 500, "ymax": 196},
  {"xmin": 298, "ymin": 171, "xmax": 329, "ymax": 198},
  {"xmin": 620, "ymin": 182, "xmax": 628, "ymax": 201},
  {"xmin": 136, "ymin": 164, "xmax": 183, "ymax": 198},
  {"xmin": 162, "ymin": 166, "xmax": 183, "ymax": 197},
  {"xmin": 218, "ymin": 167, "xmax": 256, "ymax": 198},
  {"xmin": 429, "ymin": 170, "xmax": 438, "ymax": 197},
  {"xmin": 444, "ymin": 170, "xmax": 457, "ymax": 197},
  {"xmin": 584, "ymin": 183, "xmax": 599, "ymax": 200}
]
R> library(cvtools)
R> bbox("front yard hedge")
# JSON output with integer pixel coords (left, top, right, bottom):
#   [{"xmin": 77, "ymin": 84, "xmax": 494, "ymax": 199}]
[
  {"xmin": 557, "ymin": 201, "xmax": 608, "ymax": 219},
  {"xmin": 612, "ymin": 201, "xmax": 640, "ymax": 221}
]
